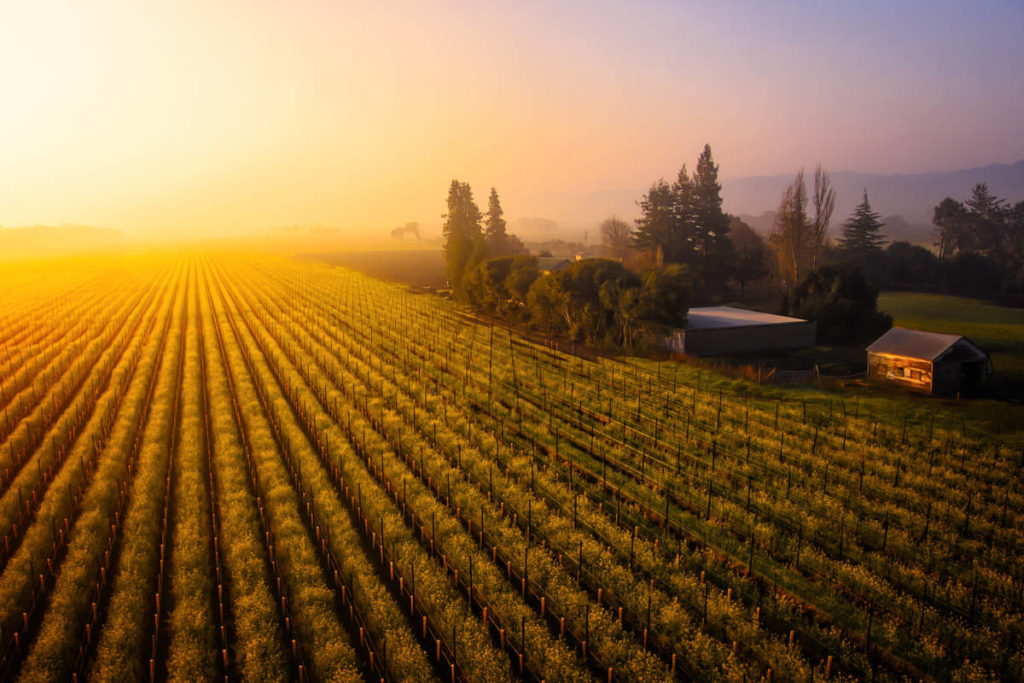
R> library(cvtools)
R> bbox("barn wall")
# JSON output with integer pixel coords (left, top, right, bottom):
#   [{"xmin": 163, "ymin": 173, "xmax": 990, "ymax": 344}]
[
  {"xmin": 868, "ymin": 353, "xmax": 933, "ymax": 393},
  {"xmin": 681, "ymin": 321, "xmax": 816, "ymax": 356},
  {"xmin": 931, "ymin": 362, "xmax": 962, "ymax": 395}
]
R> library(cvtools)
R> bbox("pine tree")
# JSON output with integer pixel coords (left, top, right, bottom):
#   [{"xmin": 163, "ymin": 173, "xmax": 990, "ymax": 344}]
[
  {"xmin": 965, "ymin": 183, "xmax": 1008, "ymax": 254},
  {"xmin": 837, "ymin": 191, "xmax": 886, "ymax": 261},
  {"xmin": 442, "ymin": 180, "xmax": 483, "ymax": 296},
  {"xmin": 691, "ymin": 145, "xmax": 729, "ymax": 260},
  {"xmin": 670, "ymin": 165, "xmax": 696, "ymax": 263},
  {"xmin": 484, "ymin": 187, "xmax": 510, "ymax": 256},
  {"xmin": 633, "ymin": 179, "xmax": 676, "ymax": 265},
  {"xmin": 690, "ymin": 145, "xmax": 735, "ymax": 283}
]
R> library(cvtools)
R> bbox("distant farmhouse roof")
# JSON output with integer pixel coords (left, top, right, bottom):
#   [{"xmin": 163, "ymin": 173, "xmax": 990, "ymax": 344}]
[
  {"xmin": 665, "ymin": 306, "xmax": 815, "ymax": 356},
  {"xmin": 866, "ymin": 328, "xmax": 986, "ymax": 362},
  {"xmin": 685, "ymin": 307, "xmax": 810, "ymax": 331},
  {"xmin": 537, "ymin": 257, "xmax": 571, "ymax": 274}
]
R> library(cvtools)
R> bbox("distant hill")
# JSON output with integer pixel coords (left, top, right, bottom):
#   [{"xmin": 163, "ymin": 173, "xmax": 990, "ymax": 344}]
[
  {"xmin": 722, "ymin": 159, "xmax": 1024, "ymax": 227},
  {"xmin": 517, "ymin": 160, "xmax": 1024, "ymax": 244},
  {"xmin": 0, "ymin": 224, "xmax": 123, "ymax": 258},
  {"xmin": 734, "ymin": 211, "xmax": 936, "ymax": 247}
]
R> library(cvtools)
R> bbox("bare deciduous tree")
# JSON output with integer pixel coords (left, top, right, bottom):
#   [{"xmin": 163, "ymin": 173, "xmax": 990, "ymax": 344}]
[
  {"xmin": 600, "ymin": 215, "xmax": 633, "ymax": 260},
  {"xmin": 769, "ymin": 169, "xmax": 809, "ymax": 290},
  {"xmin": 810, "ymin": 164, "xmax": 836, "ymax": 270}
]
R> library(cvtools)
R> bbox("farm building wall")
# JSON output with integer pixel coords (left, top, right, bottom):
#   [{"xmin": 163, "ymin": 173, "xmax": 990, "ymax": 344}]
[
  {"xmin": 669, "ymin": 321, "xmax": 816, "ymax": 356},
  {"xmin": 931, "ymin": 361, "xmax": 962, "ymax": 395},
  {"xmin": 867, "ymin": 352, "xmax": 933, "ymax": 393}
]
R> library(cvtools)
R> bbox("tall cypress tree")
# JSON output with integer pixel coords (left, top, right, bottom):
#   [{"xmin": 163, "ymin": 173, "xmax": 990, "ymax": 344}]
[
  {"xmin": 837, "ymin": 191, "xmax": 886, "ymax": 261},
  {"xmin": 670, "ymin": 165, "xmax": 696, "ymax": 263},
  {"xmin": 691, "ymin": 144, "xmax": 735, "ymax": 281},
  {"xmin": 484, "ymin": 187, "xmax": 510, "ymax": 256},
  {"xmin": 442, "ymin": 180, "xmax": 483, "ymax": 296}
]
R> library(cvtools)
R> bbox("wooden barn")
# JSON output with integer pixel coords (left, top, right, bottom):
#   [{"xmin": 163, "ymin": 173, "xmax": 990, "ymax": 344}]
[{"xmin": 866, "ymin": 327, "xmax": 990, "ymax": 395}]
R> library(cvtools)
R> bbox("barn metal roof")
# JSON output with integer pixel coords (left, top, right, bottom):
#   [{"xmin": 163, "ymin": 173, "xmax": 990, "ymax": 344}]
[
  {"xmin": 536, "ymin": 257, "xmax": 571, "ymax": 273},
  {"xmin": 867, "ymin": 327, "xmax": 986, "ymax": 362},
  {"xmin": 684, "ymin": 306, "xmax": 810, "ymax": 331}
]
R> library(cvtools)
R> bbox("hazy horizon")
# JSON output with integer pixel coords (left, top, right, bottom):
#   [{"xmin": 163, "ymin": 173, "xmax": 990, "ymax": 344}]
[{"xmin": 2, "ymin": 1, "xmax": 1023, "ymax": 240}]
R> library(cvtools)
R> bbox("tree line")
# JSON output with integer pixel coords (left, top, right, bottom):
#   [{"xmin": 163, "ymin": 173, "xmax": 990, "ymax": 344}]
[
  {"xmin": 442, "ymin": 181, "xmax": 691, "ymax": 347},
  {"xmin": 442, "ymin": 149, "xmax": 1021, "ymax": 351},
  {"xmin": 823, "ymin": 182, "xmax": 1024, "ymax": 300}
]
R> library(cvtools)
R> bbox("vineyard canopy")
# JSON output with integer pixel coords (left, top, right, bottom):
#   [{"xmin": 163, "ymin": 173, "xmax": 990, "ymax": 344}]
[
  {"xmin": 664, "ymin": 306, "xmax": 815, "ymax": 356},
  {"xmin": 867, "ymin": 326, "xmax": 991, "ymax": 394}
]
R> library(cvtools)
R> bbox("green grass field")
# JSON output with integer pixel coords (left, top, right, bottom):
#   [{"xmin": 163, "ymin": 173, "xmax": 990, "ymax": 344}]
[
  {"xmin": 630, "ymin": 291, "xmax": 1024, "ymax": 450},
  {"xmin": 878, "ymin": 292, "xmax": 1024, "ymax": 388}
]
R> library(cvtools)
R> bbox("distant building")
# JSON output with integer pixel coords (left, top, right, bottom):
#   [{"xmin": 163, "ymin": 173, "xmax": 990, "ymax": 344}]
[
  {"xmin": 866, "ymin": 327, "xmax": 990, "ymax": 395},
  {"xmin": 664, "ymin": 306, "xmax": 816, "ymax": 356},
  {"xmin": 536, "ymin": 257, "xmax": 571, "ymax": 275}
]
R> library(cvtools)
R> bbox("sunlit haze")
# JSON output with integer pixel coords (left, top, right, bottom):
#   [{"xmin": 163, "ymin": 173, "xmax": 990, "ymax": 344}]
[{"xmin": 2, "ymin": 0, "xmax": 1022, "ymax": 240}]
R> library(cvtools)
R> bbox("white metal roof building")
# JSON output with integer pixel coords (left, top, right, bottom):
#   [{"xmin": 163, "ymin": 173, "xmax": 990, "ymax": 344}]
[{"xmin": 664, "ymin": 306, "xmax": 816, "ymax": 356}]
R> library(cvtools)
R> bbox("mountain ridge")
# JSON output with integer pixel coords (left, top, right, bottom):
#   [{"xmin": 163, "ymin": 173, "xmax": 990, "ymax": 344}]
[{"xmin": 517, "ymin": 159, "xmax": 1024, "ymax": 241}]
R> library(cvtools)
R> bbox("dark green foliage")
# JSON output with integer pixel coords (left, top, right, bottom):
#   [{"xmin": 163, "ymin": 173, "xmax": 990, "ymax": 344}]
[
  {"xmin": 837, "ymin": 191, "xmax": 886, "ymax": 262},
  {"xmin": 727, "ymin": 217, "xmax": 769, "ymax": 294},
  {"xmin": 785, "ymin": 266, "xmax": 892, "ymax": 344},
  {"xmin": 633, "ymin": 146, "xmax": 735, "ymax": 292},
  {"xmin": 875, "ymin": 241, "xmax": 939, "ymax": 288},
  {"xmin": 636, "ymin": 264, "xmax": 691, "ymax": 330},
  {"xmin": 443, "ymin": 180, "xmax": 484, "ymax": 297},
  {"xmin": 484, "ymin": 188, "xmax": 524, "ymax": 257},
  {"xmin": 524, "ymin": 258, "xmax": 690, "ymax": 347},
  {"xmin": 505, "ymin": 254, "xmax": 540, "ymax": 311},
  {"xmin": 525, "ymin": 271, "xmax": 569, "ymax": 334},
  {"xmin": 464, "ymin": 256, "xmax": 516, "ymax": 313},
  {"xmin": 632, "ymin": 179, "xmax": 677, "ymax": 263},
  {"xmin": 691, "ymin": 145, "xmax": 735, "ymax": 284},
  {"xmin": 464, "ymin": 253, "xmax": 541, "ymax": 316},
  {"xmin": 934, "ymin": 183, "xmax": 1013, "ymax": 258},
  {"xmin": 552, "ymin": 259, "xmax": 641, "ymax": 342},
  {"xmin": 928, "ymin": 184, "xmax": 1024, "ymax": 295}
]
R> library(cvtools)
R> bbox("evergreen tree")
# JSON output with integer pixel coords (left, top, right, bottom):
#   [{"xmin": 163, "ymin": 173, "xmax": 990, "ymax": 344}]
[
  {"xmin": 442, "ymin": 180, "xmax": 483, "ymax": 296},
  {"xmin": 691, "ymin": 145, "xmax": 729, "ymax": 262},
  {"xmin": 634, "ymin": 145, "xmax": 735, "ymax": 282},
  {"xmin": 837, "ymin": 191, "xmax": 886, "ymax": 261},
  {"xmin": 670, "ymin": 164, "xmax": 696, "ymax": 263},
  {"xmin": 690, "ymin": 145, "xmax": 735, "ymax": 285},
  {"xmin": 484, "ymin": 187, "xmax": 511, "ymax": 256},
  {"xmin": 933, "ymin": 184, "xmax": 1009, "ymax": 258},
  {"xmin": 633, "ymin": 179, "xmax": 676, "ymax": 265},
  {"xmin": 965, "ymin": 183, "xmax": 1008, "ymax": 254}
]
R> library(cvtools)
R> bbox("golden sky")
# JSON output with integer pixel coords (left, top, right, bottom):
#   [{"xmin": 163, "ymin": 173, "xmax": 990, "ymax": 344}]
[{"xmin": 1, "ymin": 1, "xmax": 1022, "ymax": 239}]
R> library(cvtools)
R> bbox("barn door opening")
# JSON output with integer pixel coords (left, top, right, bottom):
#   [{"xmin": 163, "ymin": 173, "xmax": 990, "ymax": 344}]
[{"xmin": 960, "ymin": 360, "xmax": 987, "ymax": 394}]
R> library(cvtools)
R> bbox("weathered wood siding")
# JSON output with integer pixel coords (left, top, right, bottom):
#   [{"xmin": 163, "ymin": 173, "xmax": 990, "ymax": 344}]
[{"xmin": 868, "ymin": 352, "xmax": 933, "ymax": 393}]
